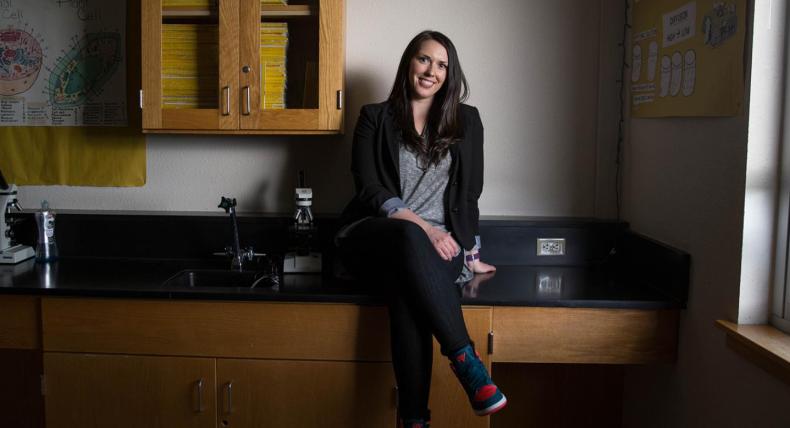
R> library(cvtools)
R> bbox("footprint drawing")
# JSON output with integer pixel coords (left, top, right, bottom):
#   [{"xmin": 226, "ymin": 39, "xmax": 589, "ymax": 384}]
[
  {"xmin": 670, "ymin": 51, "xmax": 682, "ymax": 97},
  {"xmin": 659, "ymin": 55, "xmax": 671, "ymax": 97},
  {"xmin": 682, "ymin": 49, "xmax": 696, "ymax": 97}
]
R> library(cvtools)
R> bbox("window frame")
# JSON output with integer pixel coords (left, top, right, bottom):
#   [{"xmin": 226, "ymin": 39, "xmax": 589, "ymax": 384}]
[{"xmin": 773, "ymin": 9, "xmax": 790, "ymax": 333}]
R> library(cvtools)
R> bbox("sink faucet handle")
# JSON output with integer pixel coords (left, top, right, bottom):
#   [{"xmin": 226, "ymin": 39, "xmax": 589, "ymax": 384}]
[
  {"xmin": 218, "ymin": 197, "xmax": 237, "ymax": 213},
  {"xmin": 242, "ymin": 247, "xmax": 255, "ymax": 262}
]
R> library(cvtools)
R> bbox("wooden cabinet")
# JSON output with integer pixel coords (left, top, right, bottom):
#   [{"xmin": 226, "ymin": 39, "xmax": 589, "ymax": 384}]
[
  {"xmin": 429, "ymin": 307, "xmax": 492, "ymax": 428},
  {"xmin": 35, "ymin": 296, "xmax": 678, "ymax": 427},
  {"xmin": 217, "ymin": 359, "xmax": 396, "ymax": 427},
  {"xmin": 141, "ymin": 0, "xmax": 344, "ymax": 134},
  {"xmin": 39, "ymin": 298, "xmax": 499, "ymax": 427},
  {"xmin": 43, "ymin": 353, "xmax": 216, "ymax": 428},
  {"xmin": 41, "ymin": 298, "xmax": 397, "ymax": 428},
  {"xmin": 0, "ymin": 296, "xmax": 43, "ymax": 428}
]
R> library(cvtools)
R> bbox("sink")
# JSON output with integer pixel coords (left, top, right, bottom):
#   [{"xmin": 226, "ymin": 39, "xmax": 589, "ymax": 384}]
[{"xmin": 163, "ymin": 269, "xmax": 278, "ymax": 289}]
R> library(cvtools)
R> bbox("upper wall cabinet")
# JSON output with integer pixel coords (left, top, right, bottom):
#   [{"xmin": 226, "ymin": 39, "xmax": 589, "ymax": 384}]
[{"xmin": 141, "ymin": 0, "xmax": 344, "ymax": 134}]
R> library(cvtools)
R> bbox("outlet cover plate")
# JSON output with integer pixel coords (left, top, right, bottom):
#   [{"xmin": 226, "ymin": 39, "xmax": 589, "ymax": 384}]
[{"xmin": 537, "ymin": 238, "xmax": 566, "ymax": 256}]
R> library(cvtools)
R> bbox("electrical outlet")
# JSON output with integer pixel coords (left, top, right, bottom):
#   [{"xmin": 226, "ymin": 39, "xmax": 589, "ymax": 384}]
[{"xmin": 537, "ymin": 238, "xmax": 565, "ymax": 256}]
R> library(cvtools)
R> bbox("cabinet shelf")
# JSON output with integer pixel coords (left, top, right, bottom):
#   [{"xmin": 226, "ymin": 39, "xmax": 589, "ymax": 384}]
[{"xmin": 162, "ymin": 4, "xmax": 313, "ymax": 18}]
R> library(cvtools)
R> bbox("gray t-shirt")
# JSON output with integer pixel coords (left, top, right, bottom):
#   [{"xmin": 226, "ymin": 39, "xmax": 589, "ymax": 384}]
[
  {"xmin": 398, "ymin": 143, "xmax": 451, "ymax": 227},
  {"xmin": 398, "ymin": 142, "xmax": 473, "ymax": 283}
]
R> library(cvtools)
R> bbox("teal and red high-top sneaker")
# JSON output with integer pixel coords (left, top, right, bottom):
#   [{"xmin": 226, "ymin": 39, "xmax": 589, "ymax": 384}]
[{"xmin": 449, "ymin": 344, "xmax": 507, "ymax": 416}]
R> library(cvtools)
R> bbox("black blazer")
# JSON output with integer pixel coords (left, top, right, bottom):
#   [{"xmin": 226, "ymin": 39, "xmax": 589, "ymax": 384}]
[{"xmin": 340, "ymin": 101, "xmax": 485, "ymax": 251}]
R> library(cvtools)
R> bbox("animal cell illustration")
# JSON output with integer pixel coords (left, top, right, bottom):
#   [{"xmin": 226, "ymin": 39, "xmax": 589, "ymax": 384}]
[
  {"xmin": 47, "ymin": 32, "xmax": 121, "ymax": 107},
  {"xmin": 0, "ymin": 28, "xmax": 43, "ymax": 96}
]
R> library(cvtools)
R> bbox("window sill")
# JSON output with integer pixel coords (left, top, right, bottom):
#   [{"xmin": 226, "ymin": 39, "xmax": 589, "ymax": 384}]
[{"xmin": 716, "ymin": 320, "xmax": 790, "ymax": 385}]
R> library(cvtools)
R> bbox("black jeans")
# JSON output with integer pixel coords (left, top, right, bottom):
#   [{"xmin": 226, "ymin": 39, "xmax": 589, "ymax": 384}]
[{"xmin": 339, "ymin": 218, "xmax": 471, "ymax": 420}]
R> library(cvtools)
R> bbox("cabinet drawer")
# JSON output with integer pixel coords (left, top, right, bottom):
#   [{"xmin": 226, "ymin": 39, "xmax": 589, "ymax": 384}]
[
  {"xmin": 42, "ymin": 298, "xmax": 391, "ymax": 361},
  {"xmin": 492, "ymin": 307, "xmax": 678, "ymax": 364},
  {"xmin": 0, "ymin": 295, "xmax": 40, "ymax": 350}
]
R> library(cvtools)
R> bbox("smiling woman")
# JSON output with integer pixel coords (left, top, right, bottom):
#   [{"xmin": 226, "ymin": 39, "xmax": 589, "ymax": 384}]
[{"xmin": 336, "ymin": 30, "xmax": 505, "ymax": 427}]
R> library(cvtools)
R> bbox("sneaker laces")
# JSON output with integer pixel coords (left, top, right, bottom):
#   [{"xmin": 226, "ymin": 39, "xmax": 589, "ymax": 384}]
[{"xmin": 453, "ymin": 349, "xmax": 490, "ymax": 396}]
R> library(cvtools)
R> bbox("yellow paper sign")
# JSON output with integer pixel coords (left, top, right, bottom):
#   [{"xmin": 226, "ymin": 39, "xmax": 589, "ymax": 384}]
[{"xmin": 631, "ymin": 0, "xmax": 746, "ymax": 117}]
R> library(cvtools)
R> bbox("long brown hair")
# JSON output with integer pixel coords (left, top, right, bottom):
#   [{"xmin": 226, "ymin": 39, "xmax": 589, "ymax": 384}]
[{"xmin": 388, "ymin": 30, "xmax": 469, "ymax": 167}]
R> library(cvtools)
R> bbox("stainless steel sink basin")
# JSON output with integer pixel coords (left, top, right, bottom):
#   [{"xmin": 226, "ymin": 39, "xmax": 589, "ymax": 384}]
[{"xmin": 163, "ymin": 269, "xmax": 278, "ymax": 289}]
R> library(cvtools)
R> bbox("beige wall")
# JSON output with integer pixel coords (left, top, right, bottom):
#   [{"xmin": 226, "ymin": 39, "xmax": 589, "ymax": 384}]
[
  {"xmin": 620, "ymin": 0, "xmax": 790, "ymax": 425},
  {"xmin": 17, "ymin": 0, "xmax": 618, "ymax": 217},
  {"xmin": 620, "ymin": 116, "xmax": 790, "ymax": 427}
]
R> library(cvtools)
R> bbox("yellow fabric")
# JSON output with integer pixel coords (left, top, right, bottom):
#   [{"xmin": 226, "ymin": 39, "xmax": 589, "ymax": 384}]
[{"xmin": 0, "ymin": 126, "xmax": 146, "ymax": 186}]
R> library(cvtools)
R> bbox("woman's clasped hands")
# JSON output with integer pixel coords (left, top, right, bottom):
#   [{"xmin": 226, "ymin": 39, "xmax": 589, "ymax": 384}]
[{"xmin": 426, "ymin": 226, "xmax": 459, "ymax": 261}]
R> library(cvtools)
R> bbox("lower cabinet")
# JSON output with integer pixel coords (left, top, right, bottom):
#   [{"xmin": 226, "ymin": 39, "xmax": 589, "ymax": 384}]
[
  {"xmin": 216, "ymin": 359, "xmax": 397, "ymax": 427},
  {"xmin": 43, "ymin": 353, "xmax": 397, "ymax": 428},
  {"xmin": 429, "ymin": 307, "xmax": 492, "ymax": 428},
  {"xmin": 43, "ymin": 353, "xmax": 217, "ymax": 428},
  {"xmin": 0, "ymin": 295, "xmax": 44, "ymax": 428},
  {"xmin": 38, "ymin": 299, "xmax": 500, "ymax": 427}
]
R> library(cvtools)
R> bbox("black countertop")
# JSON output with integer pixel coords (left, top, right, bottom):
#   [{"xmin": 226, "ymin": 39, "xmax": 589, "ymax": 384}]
[{"xmin": 0, "ymin": 257, "xmax": 681, "ymax": 309}]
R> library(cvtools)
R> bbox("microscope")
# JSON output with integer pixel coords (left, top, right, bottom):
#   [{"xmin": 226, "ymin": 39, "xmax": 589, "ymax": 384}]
[
  {"xmin": 283, "ymin": 171, "xmax": 321, "ymax": 273},
  {"xmin": 0, "ymin": 169, "xmax": 35, "ymax": 264}
]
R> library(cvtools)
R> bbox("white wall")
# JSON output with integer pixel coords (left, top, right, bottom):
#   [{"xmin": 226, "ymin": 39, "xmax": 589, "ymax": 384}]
[
  {"xmin": 621, "ymin": 0, "xmax": 790, "ymax": 425},
  {"xmin": 17, "ymin": 0, "xmax": 618, "ymax": 217}
]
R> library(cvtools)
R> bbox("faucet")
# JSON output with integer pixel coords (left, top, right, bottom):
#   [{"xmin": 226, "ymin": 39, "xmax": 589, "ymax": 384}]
[{"xmin": 218, "ymin": 196, "xmax": 254, "ymax": 271}]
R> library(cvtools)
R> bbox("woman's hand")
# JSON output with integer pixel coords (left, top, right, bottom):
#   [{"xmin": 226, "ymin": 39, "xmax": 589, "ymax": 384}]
[{"xmin": 426, "ymin": 226, "xmax": 459, "ymax": 261}]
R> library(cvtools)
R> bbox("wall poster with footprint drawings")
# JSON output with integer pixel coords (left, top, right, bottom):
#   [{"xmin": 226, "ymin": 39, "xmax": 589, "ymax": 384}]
[
  {"xmin": 0, "ymin": 0, "xmax": 126, "ymax": 126},
  {"xmin": 631, "ymin": 0, "xmax": 745, "ymax": 117}
]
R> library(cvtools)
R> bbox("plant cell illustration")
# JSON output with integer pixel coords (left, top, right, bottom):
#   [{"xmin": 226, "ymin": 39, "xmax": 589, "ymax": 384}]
[
  {"xmin": 0, "ymin": 28, "xmax": 44, "ymax": 96},
  {"xmin": 47, "ymin": 32, "xmax": 121, "ymax": 107}
]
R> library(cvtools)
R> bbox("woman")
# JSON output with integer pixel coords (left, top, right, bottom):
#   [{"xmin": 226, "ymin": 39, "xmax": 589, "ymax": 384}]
[{"xmin": 337, "ymin": 30, "xmax": 506, "ymax": 427}]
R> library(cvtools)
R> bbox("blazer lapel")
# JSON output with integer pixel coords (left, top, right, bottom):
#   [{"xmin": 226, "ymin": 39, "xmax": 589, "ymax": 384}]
[{"xmin": 384, "ymin": 105, "xmax": 401, "ymax": 179}]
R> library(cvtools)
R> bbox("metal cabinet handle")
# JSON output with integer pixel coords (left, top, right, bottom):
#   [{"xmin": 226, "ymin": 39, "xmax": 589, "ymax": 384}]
[
  {"xmin": 195, "ymin": 378, "xmax": 204, "ymax": 413},
  {"xmin": 222, "ymin": 86, "xmax": 231, "ymax": 116},
  {"xmin": 394, "ymin": 386, "xmax": 399, "ymax": 409},
  {"xmin": 225, "ymin": 381, "xmax": 234, "ymax": 414},
  {"xmin": 242, "ymin": 86, "xmax": 251, "ymax": 115}
]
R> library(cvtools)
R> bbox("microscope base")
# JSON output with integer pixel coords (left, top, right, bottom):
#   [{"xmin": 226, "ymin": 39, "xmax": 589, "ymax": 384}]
[
  {"xmin": 0, "ymin": 245, "xmax": 35, "ymax": 264},
  {"xmin": 283, "ymin": 252, "xmax": 321, "ymax": 273}
]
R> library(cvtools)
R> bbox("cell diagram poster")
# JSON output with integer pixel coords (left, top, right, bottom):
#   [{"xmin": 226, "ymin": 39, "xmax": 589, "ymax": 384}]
[
  {"xmin": 0, "ymin": 0, "xmax": 126, "ymax": 126},
  {"xmin": 630, "ymin": 0, "xmax": 745, "ymax": 117}
]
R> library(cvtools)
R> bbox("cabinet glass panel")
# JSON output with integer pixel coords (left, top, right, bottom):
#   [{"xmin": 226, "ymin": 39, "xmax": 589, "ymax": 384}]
[
  {"xmin": 259, "ymin": 0, "xmax": 318, "ymax": 110},
  {"xmin": 161, "ymin": 0, "xmax": 220, "ymax": 110}
]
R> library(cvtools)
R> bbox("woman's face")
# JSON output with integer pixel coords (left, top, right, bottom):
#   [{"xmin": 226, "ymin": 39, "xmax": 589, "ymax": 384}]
[{"xmin": 408, "ymin": 39, "xmax": 448, "ymax": 102}]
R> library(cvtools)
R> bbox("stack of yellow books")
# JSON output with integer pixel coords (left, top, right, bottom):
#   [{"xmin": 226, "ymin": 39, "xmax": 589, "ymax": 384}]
[
  {"xmin": 161, "ymin": 24, "xmax": 219, "ymax": 109},
  {"xmin": 261, "ymin": 0, "xmax": 288, "ymax": 5},
  {"xmin": 260, "ymin": 22, "xmax": 288, "ymax": 110}
]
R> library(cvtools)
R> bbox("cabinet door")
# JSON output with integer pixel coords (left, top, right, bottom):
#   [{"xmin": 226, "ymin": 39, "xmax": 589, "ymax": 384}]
[
  {"xmin": 44, "ymin": 353, "xmax": 216, "ymax": 428},
  {"xmin": 142, "ymin": 0, "xmax": 239, "ymax": 130},
  {"xmin": 428, "ymin": 307, "xmax": 493, "ymax": 428},
  {"xmin": 0, "ymin": 350, "xmax": 43, "ymax": 428},
  {"xmin": 217, "ymin": 358, "xmax": 396, "ymax": 427},
  {"xmin": 238, "ymin": 0, "xmax": 344, "ymax": 132}
]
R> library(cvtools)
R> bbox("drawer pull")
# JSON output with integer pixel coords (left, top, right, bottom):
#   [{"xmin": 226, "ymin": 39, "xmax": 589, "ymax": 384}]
[
  {"xmin": 225, "ymin": 381, "xmax": 234, "ymax": 414},
  {"xmin": 222, "ymin": 86, "xmax": 231, "ymax": 116},
  {"xmin": 242, "ymin": 86, "xmax": 251, "ymax": 115},
  {"xmin": 195, "ymin": 378, "xmax": 204, "ymax": 413}
]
